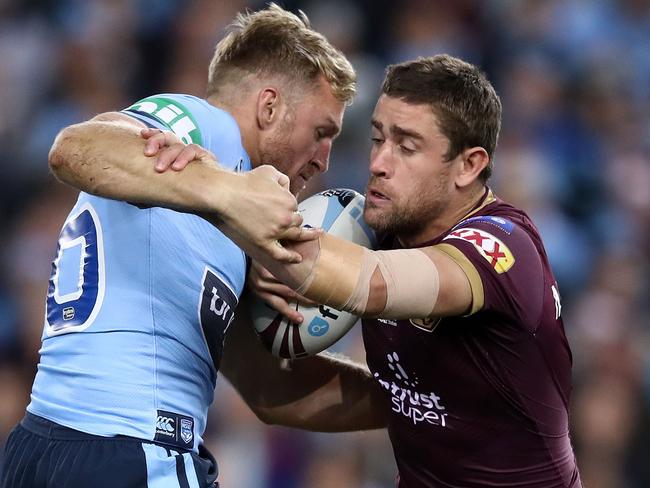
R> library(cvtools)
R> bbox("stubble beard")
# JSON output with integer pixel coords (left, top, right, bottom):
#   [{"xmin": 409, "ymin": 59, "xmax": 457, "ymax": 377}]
[
  {"xmin": 364, "ymin": 175, "xmax": 451, "ymax": 242},
  {"xmin": 259, "ymin": 119, "xmax": 300, "ymax": 194}
]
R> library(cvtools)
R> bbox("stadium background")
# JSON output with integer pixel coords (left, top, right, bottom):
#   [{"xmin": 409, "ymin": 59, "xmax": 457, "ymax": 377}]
[{"xmin": 0, "ymin": 0, "xmax": 648, "ymax": 486}]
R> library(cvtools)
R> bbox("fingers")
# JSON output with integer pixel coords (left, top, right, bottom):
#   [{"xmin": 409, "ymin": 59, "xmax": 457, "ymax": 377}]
[
  {"xmin": 141, "ymin": 129, "xmax": 197, "ymax": 172},
  {"xmin": 248, "ymin": 261, "xmax": 311, "ymax": 305},
  {"xmin": 248, "ymin": 261, "xmax": 305, "ymax": 323},
  {"xmin": 157, "ymin": 145, "xmax": 199, "ymax": 172},
  {"xmin": 291, "ymin": 212, "xmax": 303, "ymax": 227},
  {"xmin": 255, "ymin": 165, "xmax": 291, "ymax": 191},
  {"xmin": 281, "ymin": 225, "xmax": 322, "ymax": 242},
  {"xmin": 141, "ymin": 127, "xmax": 161, "ymax": 141},
  {"xmin": 248, "ymin": 261, "xmax": 281, "ymax": 289},
  {"xmin": 276, "ymin": 172, "xmax": 290, "ymax": 190},
  {"xmin": 259, "ymin": 291, "xmax": 304, "ymax": 324},
  {"xmin": 170, "ymin": 146, "xmax": 199, "ymax": 170},
  {"xmin": 250, "ymin": 273, "xmax": 299, "ymax": 300},
  {"xmin": 266, "ymin": 241, "xmax": 303, "ymax": 264},
  {"xmin": 294, "ymin": 292, "xmax": 318, "ymax": 307},
  {"xmin": 154, "ymin": 145, "xmax": 187, "ymax": 172},
  {"xmin": 142, "ymin": 129, "xmax": 167, "ymax": 158}
]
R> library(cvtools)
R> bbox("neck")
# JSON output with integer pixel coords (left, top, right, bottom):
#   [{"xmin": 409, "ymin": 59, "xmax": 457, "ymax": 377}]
[
  {"xmin": 397, "ymin": 184, "xmax": 488, "ymax": 247},
  {"xmin": 206, "ymin": 93, "xmax": 262, "ymax": 167}
]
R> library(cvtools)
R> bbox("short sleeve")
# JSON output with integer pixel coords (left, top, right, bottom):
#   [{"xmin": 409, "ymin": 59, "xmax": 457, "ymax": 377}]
[
  {"xmin": 435, "ymin": 215, "xmax": 545, "ymax": 330},
  {"xmin": 121, "ymin": 95, "xmax": 203, "ymax": 145}
]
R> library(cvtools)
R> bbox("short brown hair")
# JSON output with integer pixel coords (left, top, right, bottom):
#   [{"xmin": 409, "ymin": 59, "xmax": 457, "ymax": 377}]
[
  {"xmin": 207, "ymin": 3, "xmax": 356, "ymax": 104},
  {"xmin": 381, "ymin": 54, "xmax": 501, "ymax": 181}
]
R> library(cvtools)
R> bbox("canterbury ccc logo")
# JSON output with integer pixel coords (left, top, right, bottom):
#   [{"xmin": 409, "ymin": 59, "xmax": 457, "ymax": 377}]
[
  {"xmin": 444, "ymin": 227, "xmax": 515, "ymax": 273},
  {"xmin": 156, "ymin": 416, "xmax": 175, "ymax": 432}
]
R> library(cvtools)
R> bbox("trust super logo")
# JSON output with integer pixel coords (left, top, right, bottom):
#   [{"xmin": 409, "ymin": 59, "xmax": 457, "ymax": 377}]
[
  {"xmin": 444, "ymin": 227, "xmax": 515, "ymax": 273},
  {"xmin": 373, "ymin": 352, "xmax": 449, "ymax": 428}
]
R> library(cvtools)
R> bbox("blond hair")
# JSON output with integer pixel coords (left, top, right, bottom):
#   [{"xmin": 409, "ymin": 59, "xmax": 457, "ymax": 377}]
[{"xmin": 207, "ymin": 3, "xmax": 356, "ymax": 104}]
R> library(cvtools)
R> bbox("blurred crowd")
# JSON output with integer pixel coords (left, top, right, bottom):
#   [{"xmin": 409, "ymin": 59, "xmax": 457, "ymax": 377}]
[{"xmin": 0, "ymin": 0, "xmax": 649, "ymax": 487}]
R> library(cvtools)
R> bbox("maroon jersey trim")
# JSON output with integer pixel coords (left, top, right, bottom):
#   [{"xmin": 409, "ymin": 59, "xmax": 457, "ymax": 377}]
[{"xmin": 461, "ymin": 188, "xmax": 497, "ymax": 221}]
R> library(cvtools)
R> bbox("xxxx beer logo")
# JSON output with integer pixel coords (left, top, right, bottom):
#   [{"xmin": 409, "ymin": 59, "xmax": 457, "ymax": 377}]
[{"xmin": 444, "ymin": 227, "xmax": 515, "ymax": 273}]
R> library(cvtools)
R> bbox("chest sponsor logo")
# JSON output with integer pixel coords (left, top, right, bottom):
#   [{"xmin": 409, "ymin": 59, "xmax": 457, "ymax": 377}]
[
  {"xmin": 373, "ymin": 351, "xmax": 449, "ymax": 428},
  {"xmin": 154, "ymin": 410, "xmax": 194, "ymax": 448},
  {"xmin": 444, "ymin": 227, "xmax": 515, "ymax": 273},
  {"xmin": 199, "ymin": 268, "xmax": 239, "ymax": 370}
]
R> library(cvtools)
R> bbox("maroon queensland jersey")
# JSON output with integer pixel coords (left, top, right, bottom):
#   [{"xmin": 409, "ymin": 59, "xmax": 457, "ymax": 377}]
[{"xmin": 362, "ymin": 190, "xmax": 582, "ymax": 487}]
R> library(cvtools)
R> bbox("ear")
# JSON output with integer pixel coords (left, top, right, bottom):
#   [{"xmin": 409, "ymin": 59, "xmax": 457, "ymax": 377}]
[
  {"xmin": 455, "ymin": 147, "xmax": 489, "ymax": 188},
  {"xmin": 256, "ymin": 87, "xmax": 282, "ymax": 130}
]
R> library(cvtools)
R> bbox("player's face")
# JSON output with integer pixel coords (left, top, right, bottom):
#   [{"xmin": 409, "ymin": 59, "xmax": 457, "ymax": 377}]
[
  {"xmin": 260, "ymin": 77, "xmax": 345, "ymax": 195},
  {"xmin": 364, "ymin": 94, "xmax": 459, "ymax": 244}
]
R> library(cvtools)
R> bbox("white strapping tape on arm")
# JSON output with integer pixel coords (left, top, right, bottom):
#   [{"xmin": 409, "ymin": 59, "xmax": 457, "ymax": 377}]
[{"xmin": 297, "ymin": 234, "xmax": 440, "ymax": 319}]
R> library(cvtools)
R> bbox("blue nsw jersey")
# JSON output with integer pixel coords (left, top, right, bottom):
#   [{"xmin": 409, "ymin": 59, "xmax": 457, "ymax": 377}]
[{"xmin": 28, "ymin": 94, "xmax": 252, "ymax": 452}]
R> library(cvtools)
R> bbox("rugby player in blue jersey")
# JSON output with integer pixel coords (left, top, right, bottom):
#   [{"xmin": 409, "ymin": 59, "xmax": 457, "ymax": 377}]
[
  {"xmin": 0, "ymin": 4, "xmax": 354, "ymax": 487},
  {"xmin": 127, "ymin": 55, "xmax": 583, "ymax": 487}
]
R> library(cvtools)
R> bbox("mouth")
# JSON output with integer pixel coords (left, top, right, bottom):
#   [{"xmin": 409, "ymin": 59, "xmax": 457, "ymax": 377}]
[
  {"xmin": 297, "ymin": 173, "xmax": 309, "ymax": 188},
  {"xmin": 366, "ymin": 187, "xmax": 390, "ymax": 204},
  {"xmin": 291, "ymin": 173, "xmax": 309, "ymax": 194}
]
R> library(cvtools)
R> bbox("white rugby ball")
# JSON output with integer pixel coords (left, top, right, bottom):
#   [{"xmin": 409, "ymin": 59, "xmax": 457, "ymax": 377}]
[{"xmin": 251, "ymin": 188, "xmax": 377, "ymax": 359}]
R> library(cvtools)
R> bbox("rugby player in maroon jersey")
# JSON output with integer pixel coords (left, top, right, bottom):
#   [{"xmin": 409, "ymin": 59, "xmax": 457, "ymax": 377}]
[
  {"xmin": 137, "ymin": 54, "xmax": 583, "ymax": 487},
  {"xmin": 240, "ymin": 55, "xmax": 582, "ymax": 488}
]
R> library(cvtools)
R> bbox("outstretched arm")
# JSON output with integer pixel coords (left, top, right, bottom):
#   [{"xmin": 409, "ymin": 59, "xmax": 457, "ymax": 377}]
[
  {"xmin": 252, "ymin": 235, "xmax": 474, "ymax": 320},
  {"xmin": 134, "ymin": 126, "xmax": 473, "ymax": 318},
  {"xmin": 49, "ymin": 112, "xmax": 240, "ymax": 214},
  {"xmin": 221, "ymin": 292, "xmax": 387, "ymax": 432},
  {"xmin": 48, "ymin": 112, "xmax": 314, "ymax": 263}
]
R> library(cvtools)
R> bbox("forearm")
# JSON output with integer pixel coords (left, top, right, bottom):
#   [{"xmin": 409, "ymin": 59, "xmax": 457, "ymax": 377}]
[
  {"xmin": 256, "ymin": 237, "xmax": 389, "ymax": 317},
  {"xmin": 48, "ymin": 114, "xmax": 236, "ymax": 217},
  {"xmin": 261, "ymin": 352, "xmax": 387, "ymax": 432},
  {"xmin": 266, "ymin": 235, "xmax": 473, "ymax": 319},
  {"xmin": 221, "ymin": 294, "xmax": 387, "ymax": 432}
]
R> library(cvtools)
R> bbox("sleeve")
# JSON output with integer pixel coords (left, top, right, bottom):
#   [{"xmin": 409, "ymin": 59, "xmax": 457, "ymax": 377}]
[
  {"xmin": 434, "ymin": 215, "xmax": 545, "ymax": 331},
  {"xmin": 120, "ymin": 95, "xmax": 204, "ymax": 145},
  {"xmin": 121, "ymin": 94, "xmax": 248, "ymax": 173}
]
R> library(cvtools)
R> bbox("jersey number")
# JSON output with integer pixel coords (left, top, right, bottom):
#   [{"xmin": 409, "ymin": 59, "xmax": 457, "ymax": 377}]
[{"xmin": 45, "ymin": 203, "xmax": 105, "ymax": 335}]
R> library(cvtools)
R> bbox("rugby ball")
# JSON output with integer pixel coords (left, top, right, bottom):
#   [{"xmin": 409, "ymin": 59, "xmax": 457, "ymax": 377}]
[{"xmin": 251, "ymin": 188, "xmax": 377, "ymax": 359}]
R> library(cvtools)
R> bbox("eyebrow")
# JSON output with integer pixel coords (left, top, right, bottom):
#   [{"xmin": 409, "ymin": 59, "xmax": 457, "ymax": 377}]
[
  {"xmin": 323, "ymin": 117, "xmax": 341, "ymax": 138},
  {"xmin": 371, "ymin": 119, "xmax": 424, "ymax": 140}
]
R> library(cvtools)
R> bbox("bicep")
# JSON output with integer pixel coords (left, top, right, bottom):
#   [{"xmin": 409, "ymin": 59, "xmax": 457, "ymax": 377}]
[
  {"xmin": 365, "ymin": 245, "xmax": 474, "ymax": 319},
  {"xmin": 420, "ymin": 246, "xmax": 474, "ymax": 317}
]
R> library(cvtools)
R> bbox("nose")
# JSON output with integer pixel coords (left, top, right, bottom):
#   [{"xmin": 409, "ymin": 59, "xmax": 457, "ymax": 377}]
[
  {"xmin": 311, "ymin": 139, "xmax": 332, "ymax": 174},
  {"xmin": 369, "ymin": 142, "xmax": 392, "ymax": 178}
]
